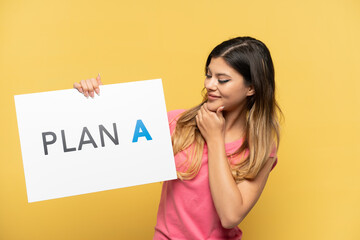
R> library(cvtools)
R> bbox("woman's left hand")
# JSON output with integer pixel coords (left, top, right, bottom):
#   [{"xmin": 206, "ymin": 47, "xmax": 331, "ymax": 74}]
[{"xmin": 196, "ymin": 103, "xmax": 225, "ymax": 143}]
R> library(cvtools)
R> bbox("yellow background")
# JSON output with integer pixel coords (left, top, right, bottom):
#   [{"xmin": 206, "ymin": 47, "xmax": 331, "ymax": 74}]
[{"xmin": 1, "ymin": 0, "xmax": 359, "ymax": 239}]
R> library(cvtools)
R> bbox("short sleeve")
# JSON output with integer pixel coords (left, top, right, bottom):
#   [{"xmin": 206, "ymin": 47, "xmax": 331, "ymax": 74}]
[{"xmin": 167, "ymin": 109, "xmax": 186, "ymax": 135}]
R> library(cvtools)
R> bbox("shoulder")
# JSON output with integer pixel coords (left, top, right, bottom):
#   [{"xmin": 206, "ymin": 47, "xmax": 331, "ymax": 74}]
[
  {"xmin": 166, "ymin": 109, "xmax": 187, "ymax": 135},
  {"xmin": 167, "ymin": 109, "xmax": 187, "ymax": 124}
]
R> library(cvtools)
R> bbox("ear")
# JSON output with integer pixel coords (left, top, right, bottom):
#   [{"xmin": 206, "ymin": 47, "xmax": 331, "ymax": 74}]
[{"xmin": 246, "ymin": 85, "xmax": 255, "ymax": 96}]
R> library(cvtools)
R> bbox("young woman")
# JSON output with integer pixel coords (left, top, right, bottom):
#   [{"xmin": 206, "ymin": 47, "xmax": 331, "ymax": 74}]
[{"xmin": 73, "ymin": 36, "xmax": 281, "ymax": 240}]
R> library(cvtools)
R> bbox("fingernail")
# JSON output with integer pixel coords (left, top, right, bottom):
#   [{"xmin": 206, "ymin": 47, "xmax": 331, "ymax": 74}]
[{"xmin": 95, "ymin": 88, "xmax": 100, "ymax": 96}]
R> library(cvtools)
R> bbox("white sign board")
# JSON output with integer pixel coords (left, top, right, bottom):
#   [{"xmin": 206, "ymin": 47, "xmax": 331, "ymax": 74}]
[{"xmin": 14, "ymin": 79, "xmax": 177, "ymax": 203}]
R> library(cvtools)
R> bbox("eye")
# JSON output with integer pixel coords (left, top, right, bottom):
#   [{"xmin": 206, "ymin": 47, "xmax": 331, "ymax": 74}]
[
  {"xmin": 205, "ymin": 74, "xmax": 211, "ymax": 79},
  {"xmin": 218, "ymin": 79, "xmax": 230, "ymax": 84}
]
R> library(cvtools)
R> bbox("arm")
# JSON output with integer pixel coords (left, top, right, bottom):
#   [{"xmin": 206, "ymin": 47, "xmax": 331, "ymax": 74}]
[
  {"xmin": 196, "ymin": 103, "xmax": 276, "ymax": 229},
  {"xmin": 207, "ymin": 139, "xmax": 276, "ymax": 228}
]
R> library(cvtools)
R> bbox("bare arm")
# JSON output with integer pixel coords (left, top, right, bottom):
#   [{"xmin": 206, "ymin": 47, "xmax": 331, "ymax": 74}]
[
  {"xmin": 196, "ymin": 103, "xmax": 276, "ymax": 229},
  {"xmin": 207, "ymin": 138, "xmax": 276, "ymax": 228}
]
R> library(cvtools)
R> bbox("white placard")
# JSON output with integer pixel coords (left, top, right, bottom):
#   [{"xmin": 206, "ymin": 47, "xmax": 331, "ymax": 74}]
[{"xmin": 14, "ymin": 79, "xmax": 177, "ymax": 203}]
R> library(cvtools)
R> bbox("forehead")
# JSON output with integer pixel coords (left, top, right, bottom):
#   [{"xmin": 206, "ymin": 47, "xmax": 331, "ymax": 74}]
[{"xmin": 207, "ymin": 57, "xmax": 235, "ymax": 76}]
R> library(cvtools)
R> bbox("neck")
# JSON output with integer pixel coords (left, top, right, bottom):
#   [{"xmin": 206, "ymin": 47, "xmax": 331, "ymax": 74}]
[{"xmin": 222, "ymin": 103, "xmax": 247, "ymax": 141}]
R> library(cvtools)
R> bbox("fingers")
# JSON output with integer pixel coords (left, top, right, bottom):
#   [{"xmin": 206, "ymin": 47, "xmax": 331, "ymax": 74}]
[
  {"xmin": 73, "ymin": 82, "xmax": 83, "ymax": 93},
  {"xmin": 87, "ymin": 79, "xmax": 96, "ymax": 98},
  {"xmin": 199, "ymin": 104, "xmax": 206, "ymax": 117},
  {"xmin": 96, "ymin": 73, "xmax": 103, "ymax": 86},
  {"xmin": 80, "ymin": 79, "xmax": 90, "ymax": 98},
  {"xmin": 80, "ymin": 79, "xmax": 93, "ymax": 98},
  {"xmin": 216, "ymin": 106, "xmax": 225, "ymax": 121},
  {"xmin": 216, "ymin": 105, "xmax": 225, "ymax": 115},
  {"xmin": 199, "ymin": 103, "xmax": 224, "ymax": 123},
  {"xmin": 90, "ymin": 78, "xmax": 100, "ymax": 96},
  {"xmin": 202, "ymin": 103, "xmax": 211, "ymax": 113},
  {"xmin": 75, "ymin": 74, "xmax": 102, "ymax": 98}
]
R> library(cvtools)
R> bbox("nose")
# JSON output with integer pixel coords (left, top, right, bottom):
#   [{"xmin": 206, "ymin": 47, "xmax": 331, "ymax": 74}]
[{"xmin": 204, "ymin": 77, "xmax": 217, "ymax": 91}]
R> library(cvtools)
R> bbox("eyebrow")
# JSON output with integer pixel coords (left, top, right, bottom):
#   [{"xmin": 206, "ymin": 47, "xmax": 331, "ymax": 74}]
[
  {"xmin": 206, "ymin": 68, "xmax": 231, "ymax": 78},
  {"xmin": 215, "ymin": 73, "xmax": 231, "ymax": 78}
]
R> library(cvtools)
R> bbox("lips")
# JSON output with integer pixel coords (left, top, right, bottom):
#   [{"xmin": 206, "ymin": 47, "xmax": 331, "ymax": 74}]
[
  {"xmin": 208, "ymin": 93, "xmax": 220, "ymax": 97},
  {"xmin": 207, "ymin": 94, "xmax": 221, "ymax": 100}
]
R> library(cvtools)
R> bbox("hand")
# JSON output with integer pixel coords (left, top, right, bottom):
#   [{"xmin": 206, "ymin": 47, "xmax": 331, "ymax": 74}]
[
  {"xmin": 195, "ymin": 102, "xmax": 225, "ymax": 143},
  {"xmin": 73, "ymin": 73, "xmax": 103, "ymax": 98}
]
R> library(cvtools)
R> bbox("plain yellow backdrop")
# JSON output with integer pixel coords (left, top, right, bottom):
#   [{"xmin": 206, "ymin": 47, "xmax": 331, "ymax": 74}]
[{"xmin": 1, "ymin": 0, "xmax": 359, "ymax": 239}]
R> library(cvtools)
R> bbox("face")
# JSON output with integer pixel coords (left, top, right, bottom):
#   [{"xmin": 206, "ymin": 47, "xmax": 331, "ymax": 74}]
[{"xmin": 204, "ymin": 57, "xmax": 254, "ymax": 112}]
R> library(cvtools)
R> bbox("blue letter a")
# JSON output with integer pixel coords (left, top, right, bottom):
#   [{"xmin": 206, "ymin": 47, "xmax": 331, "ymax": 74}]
[{"xmin": 132, "ymin": 119, "xmax": 152, "ymax": 143}]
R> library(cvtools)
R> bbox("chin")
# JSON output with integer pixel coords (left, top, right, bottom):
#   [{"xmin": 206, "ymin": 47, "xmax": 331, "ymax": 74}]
[{"xmin": 206, "ymin": 101, "xmax": 222, "ymax": 112}]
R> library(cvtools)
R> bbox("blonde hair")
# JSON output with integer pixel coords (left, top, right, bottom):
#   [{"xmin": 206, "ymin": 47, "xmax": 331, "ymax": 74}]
[{"xmin": 172, "ymin": 37, "xmax": 282, "ymax": 183}]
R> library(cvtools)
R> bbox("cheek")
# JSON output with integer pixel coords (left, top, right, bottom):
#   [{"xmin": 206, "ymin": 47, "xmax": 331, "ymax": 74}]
[{"xmin": 220, "ymin": 88, "xmax": 248, "ymax": 107}]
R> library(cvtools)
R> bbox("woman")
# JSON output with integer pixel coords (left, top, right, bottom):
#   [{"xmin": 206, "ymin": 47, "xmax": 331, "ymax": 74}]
[{"xmin": 74, "ymin": 36, "xmax": 282, "ymax": 240}]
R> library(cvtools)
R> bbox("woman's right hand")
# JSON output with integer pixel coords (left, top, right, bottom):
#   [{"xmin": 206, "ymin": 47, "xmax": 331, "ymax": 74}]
[{"xmin": 73, "ymin": 73, "xmax": 103, "ymax": 98}]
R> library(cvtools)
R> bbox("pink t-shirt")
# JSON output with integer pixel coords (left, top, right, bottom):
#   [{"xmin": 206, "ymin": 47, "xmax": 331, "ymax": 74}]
[{"xmin": 154, "ymin": 109, "xmax": 277, "ymax": 240}]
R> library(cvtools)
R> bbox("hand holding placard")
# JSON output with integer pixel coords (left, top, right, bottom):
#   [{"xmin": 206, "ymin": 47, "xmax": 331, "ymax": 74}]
[
  {"xmin": 73, "ymin": 73, "xmax": 103, "ymax": 98},
  {"xmin": 14, "ymin": 78, "xmax": 176, "ymax": 202}
]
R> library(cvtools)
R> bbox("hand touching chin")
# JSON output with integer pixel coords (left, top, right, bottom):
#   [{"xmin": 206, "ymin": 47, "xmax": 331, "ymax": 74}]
[{"xmin": 205, "ymin": 100, "xmax": 224, "ymax": 112}]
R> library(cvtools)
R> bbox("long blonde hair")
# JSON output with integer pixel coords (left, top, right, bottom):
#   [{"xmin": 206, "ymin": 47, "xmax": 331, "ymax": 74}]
[{"xmin": 172, "ymin": 37, "xmax": 282, "ymax": 183}]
